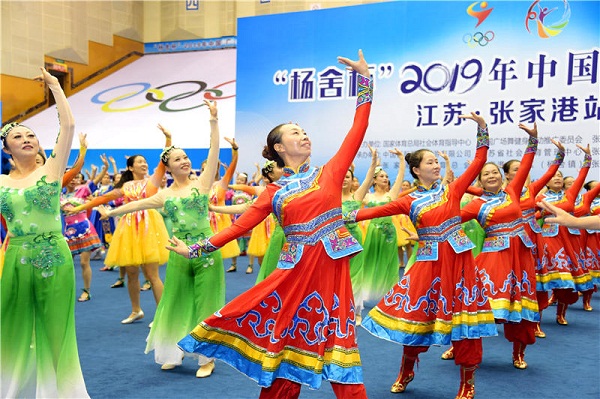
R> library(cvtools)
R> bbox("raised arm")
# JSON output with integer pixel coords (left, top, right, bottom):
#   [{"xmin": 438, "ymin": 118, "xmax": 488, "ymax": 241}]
[
  {"xmin": 565, "ymin": 144, "xmax": 592, "ymax": 204},
  {"xmin": 252, "ymin": 162, "xmax": 263, "ymax": 185},
  {"xmin": 92, "ymin": 154, "xmax": 110, "ymax": 186},
  {"xmin": 527, "ymin": 139, "xmax": 565, "ymax": 197},
  {"xmin": 62, "ymin": 132, "xmax": 87, "ymax": 187},
  {"xmin": 41, "ymin": 68, "xmax": 76, "ymax": 181},
  {"xmin": 353, "ymin": 144, "xmax": 378, "ymax": 201},
  {"xmin": 452, "ymin": 112, "xmax": 489, "ymax": 195},
  {"xmin": 438, "ymin": 151, "xmax": 454, "ymax": 185},
  {"xmin": 229, "ymin": 184, "xmax": 262, "ymax": 197},
  {"xmin": 327, "ymin": 50, "xmax": 373, "ymax": 182},
  {"xmin": 147, "ymin": 124, "xmax": 172, "ymax": 191},
  {"xmin": 509, "ymin": 123, "xmax": 538, "ymax": 194},
  {"xmin": 388, "ymin": 148, "xmax": 406, "ymax": 199},
  {"xmin": 217, "ymin": 137, "xmax": 239, "ymax": 191},
  {"xmin": 197, "ymin": 100, "xmax": 221, "ymax": 192}
]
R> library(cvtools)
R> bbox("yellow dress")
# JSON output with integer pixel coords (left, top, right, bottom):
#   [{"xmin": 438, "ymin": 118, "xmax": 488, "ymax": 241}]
[
  {"xmin": 247, "ymin": 213, "xmax": 275, "ymax": 257},
  {"xmin": 395, "ymin": 214, "xmax": 417, "ymax": 247},
  {"xmin": 104, "ymin": 179, "xmax": 170, "ymax": 267},
  {"xmin": 209, "ymin": 185, "xmax": 240, "ymax": 259}
]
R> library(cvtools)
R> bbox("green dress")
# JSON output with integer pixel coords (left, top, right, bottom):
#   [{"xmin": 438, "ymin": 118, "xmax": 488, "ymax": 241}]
[
  {"xmin": 360, "ymin": 199, "xmax": 399, "ymax": 302},
  {"xmin": 342, "ymin": 198, "xmax": 365, "ymax": 311},
  {"xmin": 145, "ymin": 188, "xmax": 225, "ymax": 366},
  {"xmin": 255, "ymin": 214, "xmax": 285, "ymax": 284},
  {"xmin": 460, "ymin": 197, "xmax": 485, "ymax": 257},
  {"xmin": 0, "ymin": 175, "xmax": 89, "ymax": 398}
]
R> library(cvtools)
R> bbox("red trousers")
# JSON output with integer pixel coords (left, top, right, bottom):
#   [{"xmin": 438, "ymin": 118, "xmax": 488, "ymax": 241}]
[
  {"xmin": 259, "ymin": 378, "xmax": 367, "ymax": 399},
  {"xmin": 554, "ymin": 288, "xmax": 580, "ymax": 305},
  {"xmin": 504, "ymin": 320, "xmax": 536, "ymax": 345},
  {"xmin": 403, "ymin": 338, "xmax": 483, "ymax": 367}
]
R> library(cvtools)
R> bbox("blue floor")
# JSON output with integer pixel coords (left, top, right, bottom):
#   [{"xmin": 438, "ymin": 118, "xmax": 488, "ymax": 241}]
[{"xmin": 74, "ymin": 255, "xmax": 600, "ymax": 399}]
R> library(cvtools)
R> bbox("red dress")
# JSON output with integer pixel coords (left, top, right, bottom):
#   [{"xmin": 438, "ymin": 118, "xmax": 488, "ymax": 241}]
[
  {"xmin": 351, "ymin": 125, "xmax": 497, "ymax": 347},
  {"xmin": 518, "ymin": 149, "xmax": 564, "ymax": 300},
  {"xmin": 572, "ymin": 183, "xmax": 600, "ymax": 286},
  {"xmin": 178, "ymin": 75, "xmax": 372, "ymax": 389},
  {"xmin": 589, "ymin": 196, "xmax": 600, "ymax": 285},
  {"xmin": 536, "ymin": 155, "xmax": 594, "ymax": 293},
  {"xmin": 461, "ymin": 136, "xmax": 539, "ymax": 324}
]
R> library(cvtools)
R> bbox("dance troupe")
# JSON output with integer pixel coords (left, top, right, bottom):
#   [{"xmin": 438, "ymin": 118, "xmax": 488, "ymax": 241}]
[{"xmin": 1, "ymin": 50, "xmax": 598, "ymax": 399}]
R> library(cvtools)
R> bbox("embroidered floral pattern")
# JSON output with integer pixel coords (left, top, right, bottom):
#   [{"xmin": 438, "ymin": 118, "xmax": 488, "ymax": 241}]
[{"xmin": 24, "ymin": 176, "xmax": 59, "ymax": 214}]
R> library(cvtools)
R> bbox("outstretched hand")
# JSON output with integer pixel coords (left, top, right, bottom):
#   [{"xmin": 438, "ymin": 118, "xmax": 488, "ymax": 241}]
[
  {"xmin": 338, "ymin": 49, "xmax": 370, "ymax": 77},
  {"xmin": 550, "ymin": 138, "xmax": 565, "ymax": 153},
  {"xmin": 518, "ymin": 122, "xmax": 538, "ymax": 138},
  {"xmin": 204, "ymin": 99, "xmax": 218, "ymax": 119},
  {"xmin": 78, "ymin": 133, "xmax": 88, "ymax": 149},
  {"xmin": 34, "ymin": 67, "xmax": 60, "ymax": 87},
  {"xmin": 157, "ymin": 123, "xmax": 172, "ymax": 139},
  {"xmin": 166, "ymin": 236, "xmax": 191, "ymax": 258},
  {"xmin": 458, "ymin": 111, "xmax": 486, "ymax": 129},
  {"xmin": 577, "ymin": 143, "xmax": 591, "ymax": 156}
]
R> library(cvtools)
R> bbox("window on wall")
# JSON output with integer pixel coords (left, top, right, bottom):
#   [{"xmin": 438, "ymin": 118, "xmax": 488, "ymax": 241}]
[{"xmin": 44, "ymin": 64, "xmax": 67, "ymax": 106}]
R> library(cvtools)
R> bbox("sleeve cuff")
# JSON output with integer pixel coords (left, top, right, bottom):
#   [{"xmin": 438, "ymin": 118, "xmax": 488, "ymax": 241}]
[
  {"xmin": 525, "ymin": 136, "xmax": 538, "ymax": 154},
  {"xmin": 476, "ymin": 124, "xmax": 489, "ymax": 148},
  {"xmin": 356, "ymin": 74, "xmax": 373, "ymax": 108}
]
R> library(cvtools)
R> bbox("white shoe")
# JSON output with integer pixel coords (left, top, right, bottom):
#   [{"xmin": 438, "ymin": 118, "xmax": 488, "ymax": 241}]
[
  {"xmin": 161, "ymin": 363, "xmax": 177, "ymax": 370},
  {"xmin": 149, "ymin": 321, "xmax": 154, "ymax": 329},
  {"xmin": 121, "ymin": 310, "xmax": 144, "ymax": 324},
  {"xmin": 196, "ymin": 361, "xmax": 215, "ymax": 378}
]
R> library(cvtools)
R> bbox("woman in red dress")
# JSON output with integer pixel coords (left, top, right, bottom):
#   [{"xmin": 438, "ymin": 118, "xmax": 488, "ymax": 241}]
[
  {"xmin": 167, "ymin": 50, "xmax": 372, "ymax": 399},
  {"xmin": 460, "ymin": 123, "xmax": 539, "ymax": 370},
  {"xmin": 571, "ymin": 180, "xmax": 600, "ymax": 310},
  {"xmin": 536, "ymin": 146, "xmax": 593, "ymax": 325},
  {"xmin": 502, "ymin": 137, "xmax": 565, "ymax": 338},
  {"xmin": 345, "ymin": 113, "xmax": 496, "ymax": 399}
]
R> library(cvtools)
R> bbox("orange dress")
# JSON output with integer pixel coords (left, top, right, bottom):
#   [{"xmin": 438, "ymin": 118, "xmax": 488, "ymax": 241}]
[
  {"xmin": 178, "ymin": 74, "xmax": 373, "ymax": 389},
  {"xmin": 352, "ymin": 125, "xmax": 497, "ymax": 346},
  {"xmin": 535, "ymin": 155, "xmax": 593, "ymax": 293},
  {"xmin": 461, "ymin": 136, "xmax": 539, "ymax": 323}
]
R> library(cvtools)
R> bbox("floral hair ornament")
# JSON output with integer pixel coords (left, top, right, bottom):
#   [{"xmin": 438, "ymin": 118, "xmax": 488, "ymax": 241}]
[
  {"xmin": 160, "ymin": 145, "xmax": 177, "ymax": 164},
  {"xmin": 262, "ymin": 159, "xmax": 276, "ymax": 174},
  {"xmin": 373, "ymin": 166, "xmax": 383, "ymax": 178},
  {"xmin": 1, "ymin": 122, "xmax": 29, "ymax": 141}
]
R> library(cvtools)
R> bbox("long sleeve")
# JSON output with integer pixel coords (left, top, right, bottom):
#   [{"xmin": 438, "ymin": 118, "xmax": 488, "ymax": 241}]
[
  {"xmin": 460, "ymin": 199, "xmax": 482, "ymax": 223},
  {"xmin": 45, "ymin": 82, "xmax": 76, "ymax": 181},
  {"xmin": 325, "ymin": 74, "xmax": 373, "ymax": 184},
  {"xmin": 229, "ymin": 184, "xmax": 260, "ymax": 196},
  {"xmin": 62, "ymin": 146, "xmax": 87, "ymax": 187},
  {"xmin": 352, "ymin": 188, "xmax": 413, "ymax": 222},
  {"xmin": 207, "ymin": 185, "xmax": 274, "ymax": 248},
  {"xmin": 74, "ymin": 189, "xmax": 122, "ymax": 211},
  {"xmin": 527, "ymin": 149, "xmax": 565, "ymax": 198},
  {"xmin": 565, "ymin": 153, "xmax": 592, "ymax": 205},
  {"xmin": 509, "ymin": 136, "xmax": 537, "ymax": 195},
  {"xmin": 451, "ymin": 124, "xmax": 489, "ymax": 196},
  {"xmin": 574, "ymin": 182, "xmax": 600, "ymax": 217},
  {"xmin": 219, "ymin": 148, "xmax": 239, "ymax": 191}
]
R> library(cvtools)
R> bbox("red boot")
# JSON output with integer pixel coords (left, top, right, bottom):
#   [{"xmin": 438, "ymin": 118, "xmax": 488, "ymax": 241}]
[
  {"xmin": 556, "ymin": 302, "xmax": 568, "ymax": 325},
  {"xmin": 512, "ymin": 342, "xmax": 528, "ymax": 369},
  {"xmin": 390, "ymin": 355, "xmax": 416, "ymax": 393},
  {"xmin": 455, "ymin": 366, "xmax": 477, "ymax": 399}
]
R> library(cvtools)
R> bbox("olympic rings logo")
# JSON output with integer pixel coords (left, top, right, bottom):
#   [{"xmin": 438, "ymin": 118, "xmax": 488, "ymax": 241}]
[
  {"xmin": 463, "ymin": 31, "xmax": 495, "ymax": 47},
  {"xmin": 91, "ymin": 80, "xmax": 235, "ymax": 113}
]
